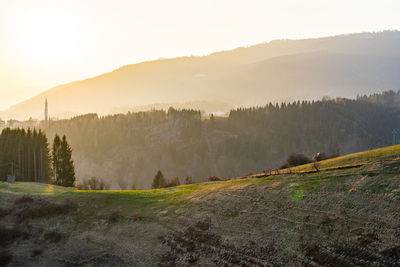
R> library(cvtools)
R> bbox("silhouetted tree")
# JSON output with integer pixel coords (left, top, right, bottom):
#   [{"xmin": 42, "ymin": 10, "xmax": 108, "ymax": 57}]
[
  {"xmin": 0, "ymin": 128, "xmax": 51, "ymax": 182},
  {"xmin": 52, "ymin": 134, "xmax": 62, "ymax": 183},
  {"xmin": 53, "ymin": 135, "xmax": 75, "ymax": 187},
  {"xmin": 152, "ymin": 170, "xmax": 166, "ymax": 189}
]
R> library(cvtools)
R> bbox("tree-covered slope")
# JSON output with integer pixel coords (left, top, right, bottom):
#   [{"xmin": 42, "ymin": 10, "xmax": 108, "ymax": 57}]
[{"xmin": 36, "ymin": 94, "xmax": 400, "ymax": 189}]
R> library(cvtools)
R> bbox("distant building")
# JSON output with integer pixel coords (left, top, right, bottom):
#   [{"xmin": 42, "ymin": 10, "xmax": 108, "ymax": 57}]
[
  {"xmin": 7, "ymin": 119, "xmax": 21, "ymax": 128},
  {"xmin": 24, "ymin": 118, "xmax": 39, "ymax": 128},
  {"xmin": 4, "ymin": 118, "xmax": 39, "ymax": 129}
]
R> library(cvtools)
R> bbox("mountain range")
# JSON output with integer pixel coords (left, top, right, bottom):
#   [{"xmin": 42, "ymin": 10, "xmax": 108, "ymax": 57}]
[{"xmin": 2, "ymin": 31, "xmax": 400, "ymax": 120}]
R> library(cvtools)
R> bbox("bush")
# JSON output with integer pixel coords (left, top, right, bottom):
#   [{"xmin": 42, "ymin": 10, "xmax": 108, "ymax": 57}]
[
  {"xmin": 281, "ymin": 153, "xmax": 311, "ymax": 169},
  {"xmin": 165, "ymin": 177, "xmax": 180, "ymax": 188},
  {"xmin": 184, "ymin": 176, "xmax": 193, "ymax": 185},
  {"xmin": 77, "ymin": 176, "xmax": 109, "ymax": 190},
  {"xmin": 208, "ymin": 176, "xmax": 222, "ymax": 181}
]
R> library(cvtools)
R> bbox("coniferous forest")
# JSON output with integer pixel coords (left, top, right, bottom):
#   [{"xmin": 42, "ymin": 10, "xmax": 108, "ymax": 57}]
[
  {"xmin": 0, "ymin": 128, "xmax": 51, "ymax": 183},
  {"xmin": 0, "ymin": 129, "xmax": 75, "ymax": 186},
  {"xmin": 38, "ymin": 91, "xmax": 400, "ymax": 189}
]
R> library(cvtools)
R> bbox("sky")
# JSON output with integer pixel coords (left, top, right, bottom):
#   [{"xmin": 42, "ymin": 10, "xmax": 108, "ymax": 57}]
[{"xmin": 0, "ymin": 0, "xmax": 399, "ymax": 110}]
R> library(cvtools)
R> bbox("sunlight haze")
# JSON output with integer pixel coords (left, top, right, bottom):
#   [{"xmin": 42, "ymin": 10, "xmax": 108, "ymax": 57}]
[
  {"xmin": 0, "ymin": 0, "xmax": 399, "ymax": 110},
  {"xmin": 2, "ymin": 2, "xmax": 400, "ymax": 265}
]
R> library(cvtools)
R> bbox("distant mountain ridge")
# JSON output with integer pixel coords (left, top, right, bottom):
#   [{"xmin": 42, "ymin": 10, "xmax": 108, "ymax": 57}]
[{"xmin": 2, "ymin": 31, "xmax": 400, "ymax": 120}]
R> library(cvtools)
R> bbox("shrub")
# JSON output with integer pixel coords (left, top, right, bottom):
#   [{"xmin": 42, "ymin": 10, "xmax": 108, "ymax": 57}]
[
  {"xmin": 77, "ymin": 176, "xmax": 109, "ymax": 190},
  {"xmin": 208, "ymin": 176, "xmax": 222, "ymax": 181},
  {"xmin": 184, "ymin": 176, "xmax": 193, "ymax": 184},
  {"xmin": 165, "ymin": 177, "xmax": 180, "ymax": 188},
  {"xmin": 281, "ymin": 153, "xmax": 312, "ymax": 169}
]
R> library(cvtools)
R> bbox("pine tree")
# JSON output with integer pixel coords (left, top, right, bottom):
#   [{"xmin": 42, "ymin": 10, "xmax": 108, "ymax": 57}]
[
  {"xmin": 151, "ymin": 170, "xmax": 166, "ymax": 189},
  {"xmin": 38, "ymin": 130, "xmax": 51, "ymax": 182},
  {"xmin": 59, "ymin": 135, "xmax": 76, "ymax": 187},
  {"xmin": 0, "ymin": 128, "xmax": 51, "ymax": 182},
  {"xmin": 52, "ymin": 134, "xmax": 62, "ymax": 184}
]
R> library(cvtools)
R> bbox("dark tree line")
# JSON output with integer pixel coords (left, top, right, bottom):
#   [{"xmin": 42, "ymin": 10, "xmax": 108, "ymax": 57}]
[
  {"xmin": 0, "ymin": 128, "xmax": 75, "ymax": 186},
  {"xmin": 0, "ymin": 128, "xmax": 50, "ymax": 182},
  {"xmin": 357, "ymin": 90, "xmax": 400, "ymax": 107}
]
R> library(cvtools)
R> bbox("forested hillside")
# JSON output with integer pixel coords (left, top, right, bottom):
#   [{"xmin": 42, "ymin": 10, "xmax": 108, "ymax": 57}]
[
  {"xmin": 3, "ymin": 31, "xmax": 400, "ymax": 120},
  {"xmin": 357, "ymin": 90, "xmax": 400, "ymax": 107},
  {"xmin": 39, "ymin": 92, "xmax": 400, "ymax": 189}
]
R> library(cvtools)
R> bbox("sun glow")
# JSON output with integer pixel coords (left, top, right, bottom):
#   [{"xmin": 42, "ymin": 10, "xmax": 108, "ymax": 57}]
[{"xmin": 13, "ymin": 8, "xmax": 80, "ymax": 66}]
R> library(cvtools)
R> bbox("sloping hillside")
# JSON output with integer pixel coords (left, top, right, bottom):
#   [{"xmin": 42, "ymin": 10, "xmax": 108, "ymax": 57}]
[
  {"xmin": 1, "ymin": 145, "xmax": 399, "ymax": 266},
  {"xmin": 2, "ymin": 31, "xmax": 400, "ymax": 120}
]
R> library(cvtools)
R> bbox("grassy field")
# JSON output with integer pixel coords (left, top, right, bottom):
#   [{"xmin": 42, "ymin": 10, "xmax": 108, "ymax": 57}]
[
  {"xmin": 263, "ymin": 144, "xmax": 400, "ymax": 174},
  {"xmin": 1, "ymin": 145, "xmax": 400, "ymax": 266}
]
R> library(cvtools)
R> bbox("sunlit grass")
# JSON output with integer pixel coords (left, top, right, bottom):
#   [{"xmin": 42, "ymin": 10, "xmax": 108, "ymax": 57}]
[
  {"xmin": 278, "ymin": 144, "xmax": 400, "ymax": 174},
  {"xmin": 0, "ymin": 182, "xmax": 72, "ymax": 195},
  {"xmin": 1, "ymin": 144, "xmax": 399, "ymax": 220}
]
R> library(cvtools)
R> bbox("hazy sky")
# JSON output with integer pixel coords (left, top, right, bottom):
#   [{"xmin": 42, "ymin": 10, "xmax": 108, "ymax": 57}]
[{"xmin": 0, "ymin": 0, "xmax": 399, "ymax": 110}]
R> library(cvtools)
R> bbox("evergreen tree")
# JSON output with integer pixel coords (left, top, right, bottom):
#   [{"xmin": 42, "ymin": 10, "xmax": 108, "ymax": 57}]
[
  {"xmin": 38, "ymin": 130, "xmax": 52, "ymax": 183},
  {"xmin": 151, "ymin": 170, "xmax": 166, "ymax": 189},
  {"xmin": 0, "ymin": 128, "xmax": 51, "ymax": 182},
  {"xmin": 52, "ymin": 134, "xmax": 62, "ymax": 184},
  {"xmin": 59, "ymin": 135, "xmax": 76, "ymax": 187}
]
